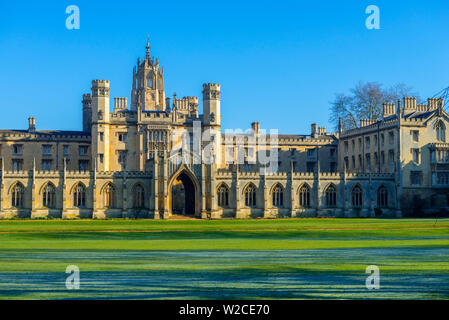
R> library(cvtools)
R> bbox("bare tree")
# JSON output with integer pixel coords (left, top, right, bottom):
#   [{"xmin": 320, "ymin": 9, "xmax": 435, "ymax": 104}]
[{"xmin": 329, "ymin": 81, "xmax": 420, "ymax": 131}]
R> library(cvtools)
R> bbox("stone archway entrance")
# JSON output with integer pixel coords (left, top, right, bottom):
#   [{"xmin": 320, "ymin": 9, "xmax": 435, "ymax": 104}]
[{"xmin": 169, "ymin": 169, "xmax": 199, "ymax": 217}]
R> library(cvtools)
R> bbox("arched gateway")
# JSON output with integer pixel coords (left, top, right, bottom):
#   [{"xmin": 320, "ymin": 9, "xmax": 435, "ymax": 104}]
[{"xmin": 168, "ymin": 167, "xmax": 200, "ymax": 217}]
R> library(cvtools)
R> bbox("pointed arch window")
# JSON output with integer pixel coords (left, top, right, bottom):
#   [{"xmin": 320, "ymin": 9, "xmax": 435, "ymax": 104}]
[
  {"xmin": 42, "ymin": 183, "xmax": 56, "ymax": 208},
  {"xmin": 217, "ymin": 184, "xmax": 229, "ymax": 208},
  {"xmin": 325, "ymin": 185, "xmax": 337, "ymax": 207},
  {"xmin": 73, "ymin": 183, "xmax": 86, "ymax": 208},
  {"xmin": 377, "ymin": 186, "xmax": 388, "ymax": 208},
  {"xmin": 11, "ymin": 182, "xmax": 25, "ymax": 208},
  {"xmin": 244, "ymin": 184, "xmax": 257, "ymax": 208},
  {"xmin": 299, "ymin": 184, "xmax": 311, "ymax": 208},
  {"xmin": 133, "ymin": 184, "xmax": 145, "ymax": 208},
  {"xmin": 352, "ymin": 185, "xmax": 363, "ymax": 208},
  {"xmin": 436, "ymin": 121, "xmax": 446, "ymax": 142},
  {"xmin": 272, "ymin": 184, "xmax": 284, "ymax": 208},
  {"xmin": 104, "ymin": 183, "xmax": 117, "ymax": 208}
]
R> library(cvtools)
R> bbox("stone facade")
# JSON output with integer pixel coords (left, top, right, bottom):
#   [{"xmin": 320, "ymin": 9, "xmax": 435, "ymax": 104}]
[
  {"xmin": 339, "ymin": 98, "xmax": 449, "ymax": 216},
  {"xmin": 0, "ymin": 42, "xmax": 446, "ymax": 219}
]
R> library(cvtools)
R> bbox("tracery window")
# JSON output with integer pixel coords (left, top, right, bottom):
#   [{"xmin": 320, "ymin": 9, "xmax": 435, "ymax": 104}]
[
  {"xmin": 244, "ymin": 184, "xmax": 256, "ymax": 208},
  {"xmin": 299, "ymin": 184, "xmax": 311, "ymax": 208},
  {"xmin": 42, "ymin": 183, "xmax": 56, "ymax": 208},
  {"xmin": 325, "ymin": 185, "xmax": 337, "ymax": 207},
  {"xmin": 11, "ymin": 182, "xmax": 25, "ymax": 208}
]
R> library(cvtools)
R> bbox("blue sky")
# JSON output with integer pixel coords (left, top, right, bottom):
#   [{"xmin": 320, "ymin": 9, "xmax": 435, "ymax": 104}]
[{"xmin": 0, "ymin": 0, "xmax": 448, "ymax": 134}]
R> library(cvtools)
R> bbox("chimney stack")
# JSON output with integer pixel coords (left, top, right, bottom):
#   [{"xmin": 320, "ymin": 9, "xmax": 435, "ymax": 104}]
[
  {"xmin": 165, "ymin": 97, "xmax": 171, "ymax": 112},
  {"xmin": 251, "ymin": 121, "xmax": 260, "ymax": 134},
  {"xmin": 318, "ymin": 127, "xmax": 326, "ymax": 135},
  {"xmin": 311, "ymin": 123, "xmax": 318, "ymax": 137},
  {"xmin": 28, "ymin": 117, "xmax": 36, "ymax": 132}
]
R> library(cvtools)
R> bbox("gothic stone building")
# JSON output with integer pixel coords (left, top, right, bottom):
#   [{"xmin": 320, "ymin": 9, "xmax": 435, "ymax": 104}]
[{"xmin": 0, "ymin": 42, "xmax": 448, "ymax": 219}]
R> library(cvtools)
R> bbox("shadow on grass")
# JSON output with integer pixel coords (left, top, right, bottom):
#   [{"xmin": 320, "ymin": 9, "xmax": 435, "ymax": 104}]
[
  {"xmin": 0, "ymin": 269, "xmax": 448, "ymax": 300},
  {"xmin": 0, "ymin": 248, "xmax": 448, "ymax": 299},
  {"xmin": 2, "ymin": 230, "xmax": 447, "ymax": 242}
]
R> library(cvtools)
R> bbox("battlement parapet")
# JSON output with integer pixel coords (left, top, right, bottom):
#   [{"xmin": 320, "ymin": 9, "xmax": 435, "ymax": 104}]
[
  {"xmin": 222, "ymin": 134, "xmax": 336, "ymax": 146},
  {"xmin": 82, "ymin": 94, "xmax": 92, "ymax": 108},
  {"xmin": 35, "ymin": 170, "xmax": 61, "ymax": 176},
  {"xmin": 143, "ymin": 112, "xmax": 170, "ymax": 119},
  {"xmin": 216, "ymin": 170, "xmax": 233, "ymax": 178},
  {"xmin": 91, "ymin": 79, "xmax": 110, "ymax": 86},
  {"xmin": 203, "ymin": 83, "xmax": 220, "ymax": 89},
  {"xmin": 2, "ymin": 170, "xmax": 32, "ymax": 177},
  {"xmin": 319, "ymin": 172, "xmax": 341, "ymax": 178},
  {"xmin": 341, "ymin": 118, "xmax": 398, "ymax": 138},
  {"xmin": 429, "ymin": 142, "xmax": 449, "ymax": 149},
  {"xmin": 278, "ymin": 136, "xmax": 336, "ymax": 144},
  {"xmin": 238, "ymin": 171, "xmax": 261, "ymax": 178},
  {"xmin": 65, "ymin": 171, "xmax": 92, "ymax": 177},
  {"xmin": 402, "ymin": 117, "xmax": 426, "ymax": 125},
  {"xmin": 95, "ymin": 171, "xmax": 151, "ymax": 178},
  {"xmin": 264, "ymin": 172, "xmax": 288, "ymax": 179},
  {"xmin": 346, "ymin": 172, "xmax": 395, "ymax": 180},
  {"xmin": 292, "ymin": 172, "xmax": 314, "ymax": 178},
  {"xmin": 0, "ymin": 131, "xmax": 90, "ymax": 140}
]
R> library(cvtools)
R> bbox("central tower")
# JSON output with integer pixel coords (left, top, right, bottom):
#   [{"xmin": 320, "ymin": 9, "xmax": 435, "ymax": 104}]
[{"xmin": 131, "ymin": 38, "xmax": 165, "ymax": 111}]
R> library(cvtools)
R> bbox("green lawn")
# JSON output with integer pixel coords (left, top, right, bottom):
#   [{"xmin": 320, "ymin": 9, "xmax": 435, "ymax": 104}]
[{"xmin": 0, "ymin": 218, "xmax": 448, "ymax": 299}]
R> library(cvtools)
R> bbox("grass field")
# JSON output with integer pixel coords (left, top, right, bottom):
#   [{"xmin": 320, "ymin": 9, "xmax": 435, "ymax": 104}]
[{"xmin": 0, "ymin": 218, "xmax": 448, "ymax": 299}]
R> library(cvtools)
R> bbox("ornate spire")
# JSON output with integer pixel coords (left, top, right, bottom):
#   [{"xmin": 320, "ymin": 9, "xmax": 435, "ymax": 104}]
[{"xmin": 146, "ymin": 35, "xmax": 151, "ymax": 58}]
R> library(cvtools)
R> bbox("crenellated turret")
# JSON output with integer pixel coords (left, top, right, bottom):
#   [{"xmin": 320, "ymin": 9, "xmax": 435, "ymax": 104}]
[
  {"xmin": 202, "ymin": 83, "xmax": 221, "ymax": 127},
  {"xmin": 91, "ymin": 79, "xmax": 111, "ymax": 171},
  {"xmin": 91, "ymin": 79, "xmax": 110, "ymax": 123}
]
